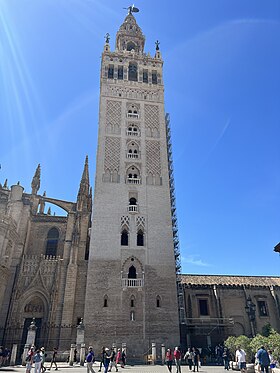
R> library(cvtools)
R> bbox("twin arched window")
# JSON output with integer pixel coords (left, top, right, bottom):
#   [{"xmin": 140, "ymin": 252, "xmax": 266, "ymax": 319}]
[
  {"xmin": 45, "ymin": 228, "xmax": 59, "ymax": 256},
  {"xmin": 128, "ymin": 62, "xmax": 138, "ymax": 81}
]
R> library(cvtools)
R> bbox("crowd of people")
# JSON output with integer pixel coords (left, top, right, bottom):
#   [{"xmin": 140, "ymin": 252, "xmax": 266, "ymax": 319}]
[
  {"xmin": 165, "ymin": 346, "xmax": 201, "ymax": 373},
  {"xmin": 25, "ymin": 346, "xmax": 57, "ymax": 373},
  {"xmin": 0, "ymin": 345, "xmax": 11, "ymax": 367}
]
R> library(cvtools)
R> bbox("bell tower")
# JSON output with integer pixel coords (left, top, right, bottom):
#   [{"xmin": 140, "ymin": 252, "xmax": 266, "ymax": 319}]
[{"xmin": 84, "ymin": 8, "xmax": 180, "ymax": 356}]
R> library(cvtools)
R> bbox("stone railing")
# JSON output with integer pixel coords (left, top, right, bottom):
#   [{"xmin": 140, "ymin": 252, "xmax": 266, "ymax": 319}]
[{"xmin": 122, "ymin": 278, "xmax": 144, "ymax": 287}]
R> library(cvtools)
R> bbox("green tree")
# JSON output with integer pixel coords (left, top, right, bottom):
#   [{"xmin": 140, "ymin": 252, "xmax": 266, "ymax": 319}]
[
  {"xmin": 250, "ymin": 334, "xmax": 268, "ymax": 357},
  {"xmin": 235, "ymin": 335, "xmax": 252, "ymax": 361},
  {"xmin": 262, "ymin": 323, "xmax": 272, "ymax": 337},
  {"xmin": 267, "ymin": 329, "xmax": 280, "ymax": 362}
]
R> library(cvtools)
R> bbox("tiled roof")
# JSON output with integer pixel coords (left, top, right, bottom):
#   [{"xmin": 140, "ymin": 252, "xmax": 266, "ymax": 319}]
[{"xmin": 181, "ymin": 274, "xmax": 280, "ymax": 287}]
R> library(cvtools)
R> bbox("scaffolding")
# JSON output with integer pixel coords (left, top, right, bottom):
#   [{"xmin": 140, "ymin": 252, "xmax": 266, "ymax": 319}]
[{"xmin": 165, "ymin": 113, "xmax": 186, "ymax": 326}]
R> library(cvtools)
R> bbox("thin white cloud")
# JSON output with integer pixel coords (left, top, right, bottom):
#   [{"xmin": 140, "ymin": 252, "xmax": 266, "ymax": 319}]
[{"xmin": 181, "ymin": 255, "xmax": 210, "ymax": 267}]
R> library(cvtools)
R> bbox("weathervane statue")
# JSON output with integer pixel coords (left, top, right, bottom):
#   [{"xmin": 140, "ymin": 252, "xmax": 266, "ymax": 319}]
[{"xmin": 124, "ymin": 4, "xmax": 139, "ymax": 14}]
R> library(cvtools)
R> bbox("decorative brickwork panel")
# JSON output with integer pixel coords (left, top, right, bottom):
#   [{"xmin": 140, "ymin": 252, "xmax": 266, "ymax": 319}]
[
  {"xmin": 136, "ymin": 216, "xmax": 145, "ymax": 229},
  {"xmin": 104, "ymin": 137, "xmax": 121, "ymax": 172},
  {"xmin": 144, "ymin": 104, "xmax": 160, "ymax": 137},
  {"xmin": 121, "ymin": 216, "xmax": 130, "ymax": 228},
  {"xmin": 146, "ymin": 140, "xmax": 161, "ymax": 176},
  {"xmin": 106, "ymin": 100, "xmax": 122, "ymax": 134}
]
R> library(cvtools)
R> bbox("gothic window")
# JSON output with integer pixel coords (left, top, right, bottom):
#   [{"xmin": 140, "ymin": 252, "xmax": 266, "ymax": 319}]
[
  {"xmin": 127, "ymin": 141, "xmax": 139, "ymax": 159},
  {"xmin": 128, "ymin": 62, "xmax": 138, "ymax": 81},
  {"xmin": 127, "ymin": 124, "xmax": 140, "ymax": 136},
  {"xmin": 156, "ymin": 296, "xmax": 161, "ymax": 308},
  {"xmin": 121, "ymin": 229, "xmax": 129, "ymax": 246},
  {"xmin": 198, "ymin": 299, "xmax": 209, "ymax": 316},
  {"xmin": 108, "ymin": 65, "xmax": 114, "ymax": 79},
  {"xmin": 118, "ymin": 66, "xmax": 123, "ymax": 80},
  {"xmin": 128, "ymin": 265, "xmax": 137, "ymax": 279},
  {"xmin": 103, "ymin": 295, "xmax": 108, "ymax": 307},
  {"xmin": 127, "ymin": 41, "xmax": 136, "ymax": 51},
  {"xmin": 143, "ymin": 70, "xmax": 148, "ymax": 83},
  {"xmin": 126, "ymin": 166, "xmax": 140, "ymax": 184},
  {"xmin": 137, "ymin": 229, "xmax": 144, "ymax": 246},
  {"xmin": 152, "ymin": 71, "xmax": 157, "ymax": 84},
  {"xmin": 45, "ymin": 227, "xmax": 59, "ymax": 256},
  {"xmin": 130, "ymin": 295, "xmax": 135, "ymax": 307},
  {"xmin": 258, "ymin": 300, "xmax": 268, "ymax": 316}
]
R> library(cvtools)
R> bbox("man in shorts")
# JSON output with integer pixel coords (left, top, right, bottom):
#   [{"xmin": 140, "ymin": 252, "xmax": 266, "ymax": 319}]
[{"xmin": 236, "ymin": 346, "xmax": 246, "ymax": 372}]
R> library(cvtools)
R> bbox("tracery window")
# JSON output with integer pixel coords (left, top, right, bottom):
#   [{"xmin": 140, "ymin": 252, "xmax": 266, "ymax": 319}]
[
  {"xmin": 137, "ymin": 229, "xmax": 144, "ymax": 246},
  {"xmin": 121, "ymin": 229, "xmax": 129, "ymax": 246},
  {"xmin": 45, "ymin": 227, "xmax": 59, "ymax": 257}
]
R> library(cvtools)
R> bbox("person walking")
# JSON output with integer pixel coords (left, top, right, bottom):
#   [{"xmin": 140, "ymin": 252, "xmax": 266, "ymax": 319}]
[
  {"xmin": 34, "ymin": 349, "xmax": 42, "ymax": 373},
  {"xmin": 174, "ymin": 347, "xmax": 181, "ymax": 373},
  {"xmin": 40, "ymin": 347, "xmax": 47, "ymax": 373},
  {"xmin": 184, "ymin": 348, "xmax": 193, "ymax": 371},
  {"xmin": 222, "ymin": 347, "xmax": 230, "ymax": 371},
  {"xmin": 98, "ymin": 347, "xmax": 105, "ymax": 372},
  {"xmin": 116, "ymin": 349, "xmax": 121, "ymax": 368},
  {"xmin": 26, "ymin": 346, "xmax": 35, "ymax": 373},
  {"xmin": 108, "ymin": 348, "xmax": 118, "ymax": 372},
  {"xmin": 121, "ymin": 349, "xmax": 126, "ymax": 368},
  {"xmin": 48, "ymin": 348, "xmax": 58, "ymax": 370},
  {"xmin": 104, "ymin": 348, "xmax": 111, "ymax": 373},
  {"xmin": 165, "ymin": 349, "xmax": 173, "ymax": 372},
  {"xmin": 191, "ymin": 348, "xmax": 200, "ymax": 372},
  {"xmin": 257, "ymin": 346, "xmax": 270, "ymax": 373},
  {"xmin": 236, "ymin": 346, "xmax": 246, "ymax": 373},
  {"xmin": 86, "ymin": 346, "xmax": 96, "ymax": 373}
]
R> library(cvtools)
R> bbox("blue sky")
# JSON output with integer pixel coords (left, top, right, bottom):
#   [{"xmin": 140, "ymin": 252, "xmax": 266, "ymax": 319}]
[{"xmin": 0, "ymin": 0, "xmax": 279, "ymax": 276}]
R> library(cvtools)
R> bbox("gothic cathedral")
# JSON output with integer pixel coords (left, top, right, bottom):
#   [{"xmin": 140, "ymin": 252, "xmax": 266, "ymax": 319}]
[{"xmin": 84, "ymin": 11, "xmax": 180, "ymax": 355}]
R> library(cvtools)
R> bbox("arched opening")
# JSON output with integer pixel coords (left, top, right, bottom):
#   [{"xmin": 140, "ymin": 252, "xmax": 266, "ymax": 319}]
[
  {"xmin": 45, "ymin": 227, "xmax": 59, "ymax": 256},
  {"xmin": 121, "ymin": 229, "xmax": 129, "ymax": 246},
  {"xmin": 128, "ymin": 62, "xmax": 138, "ymax": 81},
  {"xmin": 130, "ymin": 296, "xmax": 135, "ymax": 307},
  {"xmin": 137, "ymin": 230, "xmax": 144, "ymax": 246},
  {"xmin": 130, "ymin": 310, "xmax": 135, "ymax": 321},
  {"xmin": 127, "ymin": 42, "xmax": 136, "ymax": 51},
  {"xmin": 128, "ymin": 265, "xmax": 137, "ymax": 279},
  {"xmin": 103, "ymin": 295, "xmax": 108, "ymax": 307},
  {"xmin": 129, "ymin": 198, "xmax": 137, "ymax": 205}
]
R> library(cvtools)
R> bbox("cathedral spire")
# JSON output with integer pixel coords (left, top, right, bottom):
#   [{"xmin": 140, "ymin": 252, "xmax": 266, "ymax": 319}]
[
  {"xmin": 31, "ymin": 164, "xmax": 41, "ymax": 195},
  {"xmin": 77, "ymin": 156, "xmax": 91, "ymax": 212}
]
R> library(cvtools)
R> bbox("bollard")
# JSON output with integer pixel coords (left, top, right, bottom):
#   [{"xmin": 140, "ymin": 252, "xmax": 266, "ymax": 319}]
[
  {"xmin": 10, "ymin": 344, "xmax": 17, "ymax": 366},
  {"xmin": 161, "ymin": 344, "xmax": 165, "ymax": 365},
  {"xmin": 69, "ymin": 344, "xmax": 76, "ymax": 366},
  {"xmin": 80, "ymin": 343, "xmax": 86, "ymax": 366},
  {"xmin": 152, "ymin": 343, "xmax": 156, "ymax": 365}
]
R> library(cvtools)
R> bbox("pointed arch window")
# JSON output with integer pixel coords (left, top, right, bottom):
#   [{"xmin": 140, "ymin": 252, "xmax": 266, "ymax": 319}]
[
  {"xmin": 127, "ymin": 42, "xmax": 136, "ymax": 51},
  {"xmin": 45, "ymin": 228, "xmax": 59, "ymax": 257},
  {"xmin": 103, "ymin": 295, "xmax": 108, "ymax": 308},
  {"xmin": 137, "ymin": 229, "xmax": 144, "ymax": 246},
  {"xmin": 121, "ymin": 229, "xmax": 129, "ymax": 246},
  {"xmin": 128, "ymin": 265, "xmax": 137, "ymax": 279},
  {"xmin": 130, "ymin": 295, "xmax": 135, "ymax": 307}
]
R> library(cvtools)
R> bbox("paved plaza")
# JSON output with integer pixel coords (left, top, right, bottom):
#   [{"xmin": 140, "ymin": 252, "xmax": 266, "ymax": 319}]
[{"xmin": 0, "ymin": 364, "xmax": 231, "ymax": 373}]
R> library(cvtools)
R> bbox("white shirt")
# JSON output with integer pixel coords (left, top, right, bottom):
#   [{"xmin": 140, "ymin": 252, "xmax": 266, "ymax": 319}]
[{"xmin": 236, "ymin": 349, "xmax": 246, "ymax": 363}]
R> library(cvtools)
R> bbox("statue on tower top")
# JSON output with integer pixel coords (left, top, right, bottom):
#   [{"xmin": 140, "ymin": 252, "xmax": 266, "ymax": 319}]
[{"xmin": 124, "ymin": 4, "xmax": 139, "ymax": 15}]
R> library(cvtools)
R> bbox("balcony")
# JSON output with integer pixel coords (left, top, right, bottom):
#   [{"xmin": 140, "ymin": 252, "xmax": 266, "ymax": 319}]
[
  {"xmin": 127, "ymin": 153, "xmax": 139, "ymax": 159},
  {"xmin": 127, "ymin": 177, "xmax": 141, "ymax": 184},
  {"xmin": 127, "ymin": 205, "xmax": 138, "ymax": 213},
  {"xmin": 126, "ymin": 130, "xmax": 140, "ymax": 137},
  {"xmin": 122, "ymin": 278, "xmax": 144, "ymax": 287},
  {"xmin": 127, "ymin": 113, "xmax": 139, "ymax": 119}
]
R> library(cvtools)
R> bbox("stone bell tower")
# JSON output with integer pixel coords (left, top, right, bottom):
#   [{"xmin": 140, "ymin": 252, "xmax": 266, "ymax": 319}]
[{"xmin": 84, "ymin": 8, "xmax": 180, "ymax": 357}]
